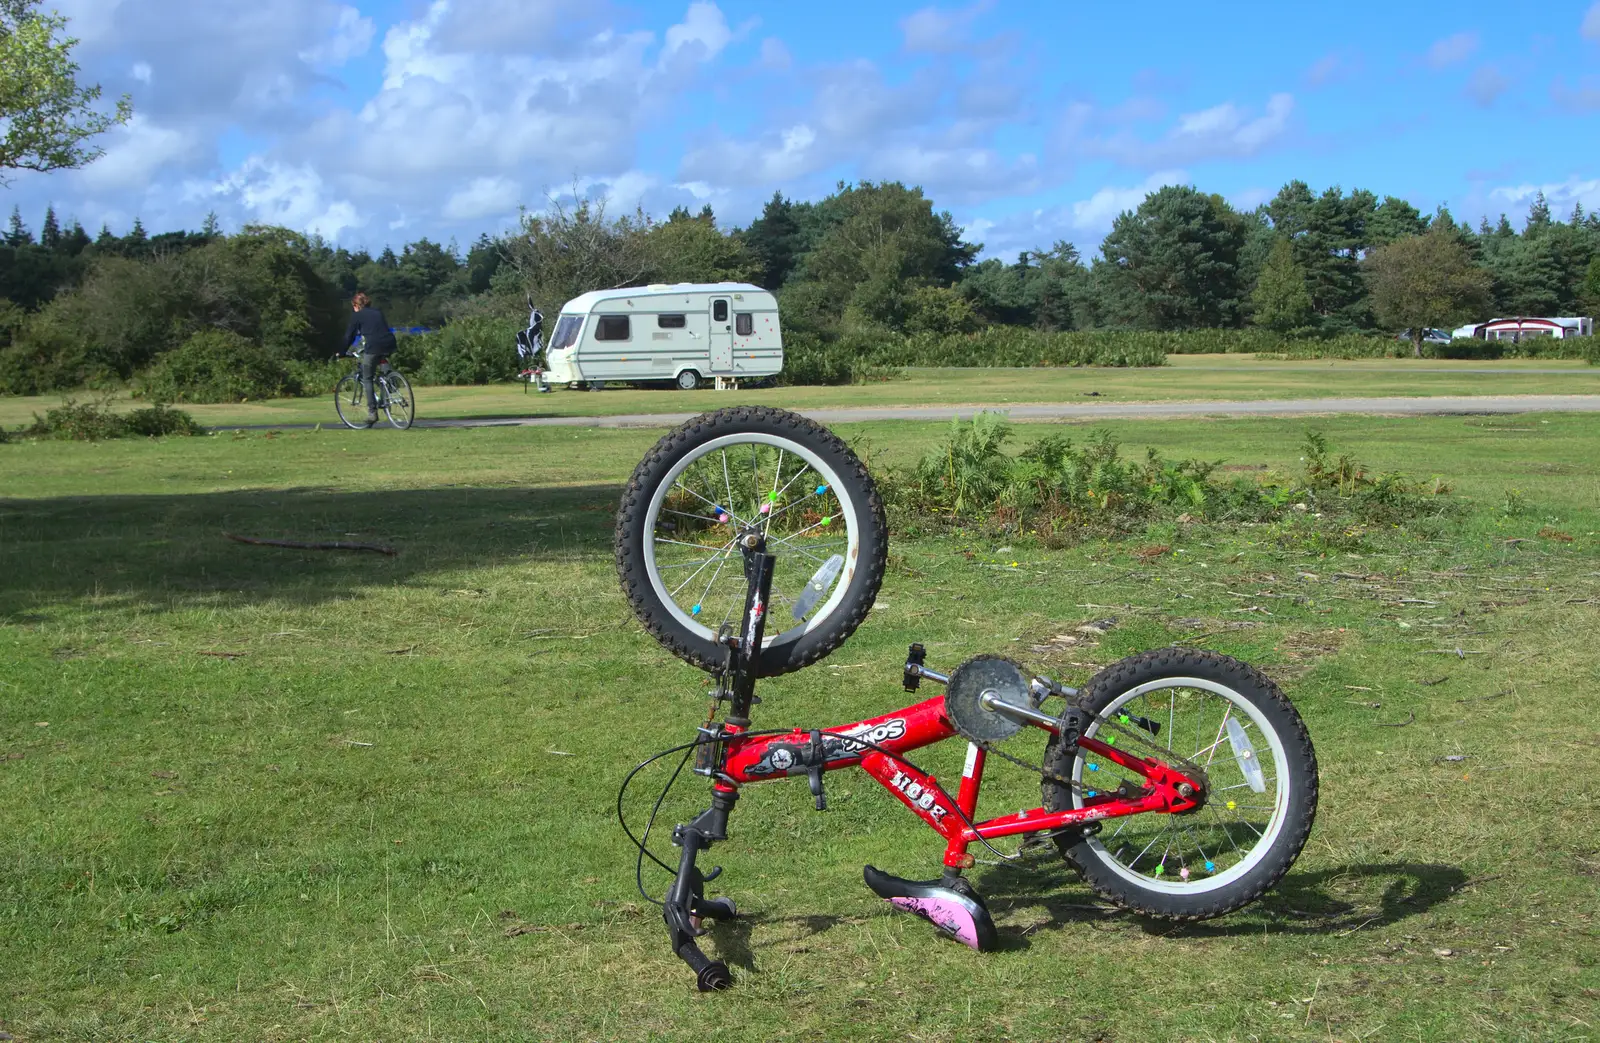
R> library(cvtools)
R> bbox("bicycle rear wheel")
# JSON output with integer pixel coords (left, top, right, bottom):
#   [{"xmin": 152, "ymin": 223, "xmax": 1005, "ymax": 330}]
[
  {"xmin": 334, "ymin": 373, "xmax": 370, "ymax": 429},
  {"xmin": 382, "ymin": 371, "xmax": 414, "ymax": 429},
  {"xmin": 1040, "ymin": 648, "xmax": 1318, "ymax": 920},
  {"xmin": 615, "ymin": 407, "xmax": 887, "ymax": 676}
]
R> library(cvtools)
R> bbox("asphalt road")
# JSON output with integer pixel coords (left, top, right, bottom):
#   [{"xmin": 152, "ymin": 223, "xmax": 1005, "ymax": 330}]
[{"xmin": 384, "ymin": 394, "xmax": 1600, "ymax": 430}]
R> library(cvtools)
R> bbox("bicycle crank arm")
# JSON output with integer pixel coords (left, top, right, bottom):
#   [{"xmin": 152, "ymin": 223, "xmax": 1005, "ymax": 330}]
[{"xmin": 978, "ymin": 689, "xmax": 1059, "ymax": 730}]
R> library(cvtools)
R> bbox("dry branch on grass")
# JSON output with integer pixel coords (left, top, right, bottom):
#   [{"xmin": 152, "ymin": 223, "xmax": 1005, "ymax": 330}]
[{"xmin": 224, "ymin": 533, "xmax": 398, "ymax": 556}]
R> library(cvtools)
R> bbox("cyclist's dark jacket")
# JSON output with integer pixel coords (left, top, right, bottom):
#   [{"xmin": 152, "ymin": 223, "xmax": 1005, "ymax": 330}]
[{"xmin": 344, "ymin": 307, "xmax": 397, "ymax": 355}]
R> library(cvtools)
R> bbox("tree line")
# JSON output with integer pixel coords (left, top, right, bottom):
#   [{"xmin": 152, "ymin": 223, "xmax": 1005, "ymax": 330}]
[{"xmin": 1, "ymin": 177, "xmax": 1597, "ymax": 396}]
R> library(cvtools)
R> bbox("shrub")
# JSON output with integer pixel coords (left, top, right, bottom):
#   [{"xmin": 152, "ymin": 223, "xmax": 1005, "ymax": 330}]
[
  {"xmin": 124, "ymin": 402, "xmax": 205, "ymax": 437},
  {"xmin": 884, "ymin": 417, "xmax": 1449, "ymax": 541},
  {"xmin": 138, "ymin": 329, "xmax": 299, "ymax": 403},
  {"xmin": 283, "ymin": 356, "xmax": 348, "ymax": 395},
  {"xmin": 416, "ymin": 315, "xmax": 521, "ymax": 385},
  {"xmin": 17, "ymin": 397, "xmax": 202, "ymax": 441}
]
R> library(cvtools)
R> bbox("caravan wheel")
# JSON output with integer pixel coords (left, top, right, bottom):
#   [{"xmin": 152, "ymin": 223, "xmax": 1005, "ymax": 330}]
[
  {"xmin": 675, "ymin": 370, "xmax": 701, "ymax": 391},
  {"xmin": 587, "ymin": 380, "xmax": 608, "ymax": 392}
]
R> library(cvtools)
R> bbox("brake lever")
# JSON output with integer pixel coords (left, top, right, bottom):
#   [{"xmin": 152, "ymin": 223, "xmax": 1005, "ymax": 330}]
[{"xmin": 805, "ymin": 728, "xmax": 827, "ymax": 811}]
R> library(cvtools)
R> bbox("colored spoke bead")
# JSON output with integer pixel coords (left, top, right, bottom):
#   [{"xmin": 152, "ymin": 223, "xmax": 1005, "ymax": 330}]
[
  {"xmin": 1087, "ymin": 763, "xmax": 1099, "ymax": 772},
  {"xmin": 759, "ymin": 502, "xmax": 772, "ymax": 514},
  {"xmin": 1204, "ymin": 861, "xmax": 1216, "ymax": 872},
  {"xmin": 1179, "ymin": 866, "xmax": 1191, "ymax": 881},
  {"xmin": 815, "ymin": 484, "xmax": 827, "ymax": 495},
  {"xmin": 1226, "ymin": 800, "xmax": 1236, "ymax": 810},
  {"xmin": 820, "ymin": 516, "xmax": 832, "ymax": 527},
  {"xmin": 1153, "ymin": 864, "xmax": 1165, "ymax": 876}
]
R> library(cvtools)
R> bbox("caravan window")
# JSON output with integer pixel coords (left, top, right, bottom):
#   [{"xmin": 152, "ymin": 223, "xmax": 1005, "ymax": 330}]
[
  {"xmin": 550, "ymin": 314, "xmax": 583, "ymax": 350},
  {"xmin": 735, "ymin": 313, "xmax": 754, "ymax": 336},
  {"xmin": 595, "ymin": 315, "xmax": 631, "ymax": 341},
  {"xmin": 657, "ymin": 314, "xmax": 687, "ymax": 328},
  {"xmin": 713, "ymin": 300, "xmax": 729, "ymax": 323}
]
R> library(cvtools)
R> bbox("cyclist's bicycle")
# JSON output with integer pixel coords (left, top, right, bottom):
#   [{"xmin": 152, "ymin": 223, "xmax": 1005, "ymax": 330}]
[
  {"xmin": 614, "ymin": 407, "xmax": 1320, "ymax": 991},
  {"xmin": 333, "ymin": 350, "xmax": 414, "ymax": 430}
]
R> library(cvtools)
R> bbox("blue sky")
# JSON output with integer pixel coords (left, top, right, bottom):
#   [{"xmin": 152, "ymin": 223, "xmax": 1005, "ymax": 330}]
[{"xmin": 7, "ymin": 0, "xmax": 1599, "ymax": 259}]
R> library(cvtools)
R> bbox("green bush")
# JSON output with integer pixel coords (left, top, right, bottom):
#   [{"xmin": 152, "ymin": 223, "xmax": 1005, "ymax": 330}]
[
  {"xmin": 138, "ymin": 329, "xmax": 300, "ymax": 403},
  {"xmin": 283, "ymin": 356, "xmax": 349, "ymax": 395},
  {"xmin": 416, "ymin": 315, "xmax": 521, "ymax": 385},
  {"xmin": 14, "ymin": 397, "xmax": 202, "ymax": 441},
  {"xmin": 124, "ymin": 402, "xmax": 205, "ymax": 437},
  {"xmin": 884, "ymin": 417, "xmax": 1449, "ymax": 541}
]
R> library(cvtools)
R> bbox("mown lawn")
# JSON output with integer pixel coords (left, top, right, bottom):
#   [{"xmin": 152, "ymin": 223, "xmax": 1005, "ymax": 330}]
[
  {"xmin": 1, "ymin": 414, "xmax": 1597, "ymax": 1042},
  {"xmin": 1, "ymin": 354, "xmax": 1597, "ymax": 430}
]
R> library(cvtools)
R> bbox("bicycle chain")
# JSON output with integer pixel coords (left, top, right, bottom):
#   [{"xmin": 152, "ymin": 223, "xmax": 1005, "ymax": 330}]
[{"xmin": 963, "ymin": 699, "xmax": 1213, "ymax": 861}]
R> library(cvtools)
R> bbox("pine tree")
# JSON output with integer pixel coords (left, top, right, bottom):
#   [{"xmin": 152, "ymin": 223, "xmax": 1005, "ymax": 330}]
[
  {"xmin": 1571, "ymin": 202, "xmax": 1586, "ymax": 225},
  {"xmin": 1251, "ymin": 237, "xmax": 1315, "ymax": 333},
  {"xmin": 95, "ymin": 222, "xmax": 114, "ymax": 246},
  {"xmin": 1581, "ymin": 256, "xmax": 1600, "ymax": 315},
  {"xmin": 5, "ymin": 205, "xmax": 31, "ymax": 247},
  {"xmin": 40, "ymin": 205, "xmax": 61, "ymax": 249},
  {"xmin": 1478, "ymin": 216, "xmax": 1493, "ymax": 237},
  {"xmin": 201, "ymin": 210, "xmax": 220, "ymax": 237},
  {"xmin": 1526, "ymin": 191, "xmax": 1552, "ymax": 233},
  {"xmin": 63, "ymin": 220, "xmax": 90, "ymax": 255}
]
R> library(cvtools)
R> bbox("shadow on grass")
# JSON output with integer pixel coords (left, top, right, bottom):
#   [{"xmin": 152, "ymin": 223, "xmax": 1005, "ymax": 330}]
[
  {"xmin": 0, "ymin": 483, "xmax": 622, "ymax": 619},
  {"xmin": 975, "ymin": 858, "xmax": 1469, "ymax": 947}
]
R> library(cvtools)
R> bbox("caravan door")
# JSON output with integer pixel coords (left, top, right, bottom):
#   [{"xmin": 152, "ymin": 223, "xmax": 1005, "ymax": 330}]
[{"xmin": 708, "ymin": 296, "xmax": 733, "ymax": 373}]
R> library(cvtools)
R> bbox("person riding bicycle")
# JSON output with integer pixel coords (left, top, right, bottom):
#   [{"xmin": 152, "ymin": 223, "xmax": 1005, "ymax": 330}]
[{"xmin": 342, "ymin": 292, "xmax": 398, "ymax": 424}]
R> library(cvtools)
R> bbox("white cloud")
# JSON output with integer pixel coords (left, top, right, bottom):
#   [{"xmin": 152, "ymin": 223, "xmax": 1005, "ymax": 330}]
[
  {"xmin": 1465, "ymin": 64, "xmax": 1508, "ymax": 107},
  {"xmin": 429, "ymin": 0, "xmax": 601, "ymax": 55},
  {"xmin": 661, "ymin": 1, "xmax": 732, "ymax": 65},
  {"xmin": 1584, "ymin": 2, "xmax": 1600, "ymax": 40},
  {"xmin": 1064, "ymin": 94, "xmax": 1294, "ymax": 168},
  {"xmin": 862, "ymin": 145, "xmax": 1040, "ymax": 201},
  {"xmin": 1426, "ymin": 31, "xmax": 1479, "ymax": 69},
  {"xmin": 208, "ymin": 156, "xmax": 360, "ymax": 238},
  {"xmin": 900, "ymin": 1, "xmax": 992, "ymax": 53},
  {"xmin": 442, "ymin": 175, "xmax": 521, "ymax": 221},
  {"xmin": 72, "ymin": 114, "xmax": 205, "ymax": 193},
  {"xmin": 298, "ymin": 5, "xmax": 374, "ymax": 66},
  {"xmin": 1552, "ymin": 76, "xmax": 1600, "ymax": 110},
  {"xmin": 1489, "ymin": 177, "xmax": 1600, "ymax": 215},
  {"xmin": 131, "ymin": 61, "xmax": 153, "ymax": 84},
  {"xmin": 758, "ymin": 36, "xmax": 791, "ymax": 71},
  {"xmin": 1070, "ymin": 170, "xmax": 1188, "ymax": 230},
  {"xmin": 969, "ymin": 171, "xmax": 1190, "ymax": 262}
]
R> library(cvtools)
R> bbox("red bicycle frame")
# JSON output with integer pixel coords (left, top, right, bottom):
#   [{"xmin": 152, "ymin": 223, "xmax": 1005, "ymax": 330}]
[{"xmin": 715, "ymin": 692, "xmax": 1203, "ymax": 870}]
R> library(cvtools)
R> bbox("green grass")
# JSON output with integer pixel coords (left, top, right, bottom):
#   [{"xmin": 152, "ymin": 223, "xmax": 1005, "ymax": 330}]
[
  {"xmin": 2, "ymin": 354, "xmax": 1598, "ymax": 430},
  {"xmin": 2, "ymin": 415, "xmax": 1598, "ymax": 1041}
]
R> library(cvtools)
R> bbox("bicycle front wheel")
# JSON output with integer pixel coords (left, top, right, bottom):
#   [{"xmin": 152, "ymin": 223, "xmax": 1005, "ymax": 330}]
[
  {"xmin": 615, "ymin": 407, "xmax": 887, "ymax": 676},
  {"xmin": 382, "ymin": 371, "xmax": 414, "ymax": 429},
  {"xmin": 1040, "ymin": 648, "xmax": 1318, "ymax": 920},
  {"xmin": 334, "ymin": 373, "xmax": 370, "ymax": 429}
]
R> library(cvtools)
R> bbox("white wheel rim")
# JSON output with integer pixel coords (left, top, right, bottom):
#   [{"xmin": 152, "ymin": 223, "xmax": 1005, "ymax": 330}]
[
  {"xmin": 1073, "ymin": 677, "xmax": 1292, "ymax": 895},
  {"xmin": 641, "ymin": 432, "xmax": 861, "ymax": 647}
]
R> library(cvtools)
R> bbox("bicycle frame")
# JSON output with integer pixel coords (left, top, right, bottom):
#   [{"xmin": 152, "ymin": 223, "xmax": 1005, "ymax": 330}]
[{"xmin": 711, "ymin": 691, "xmax": 1202, "ymax": 870}]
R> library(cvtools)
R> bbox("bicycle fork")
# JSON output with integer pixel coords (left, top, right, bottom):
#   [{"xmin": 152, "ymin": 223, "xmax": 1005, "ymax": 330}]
[
  {"xmin": 663, "ymin": 786, "xmax": 739, "ymax": 991},
  {"xmin": 663, "ymin": 537, "xmax": 773, "ymax": 991}
]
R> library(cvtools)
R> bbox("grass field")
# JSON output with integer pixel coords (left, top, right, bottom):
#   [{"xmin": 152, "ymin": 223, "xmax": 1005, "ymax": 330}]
[
  {"xmin": 1, "ymin": 354, "xmax": 1598, "ymax": 430},
  {"xmin": 2, "ymin": 413, "xmax": 1598, "ymax": 1041}
]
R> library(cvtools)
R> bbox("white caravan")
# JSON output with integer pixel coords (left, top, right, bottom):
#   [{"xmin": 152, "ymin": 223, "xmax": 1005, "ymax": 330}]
[{"xmin": 543, "ymin": 282, "xmax": 783, "ymax": 390}]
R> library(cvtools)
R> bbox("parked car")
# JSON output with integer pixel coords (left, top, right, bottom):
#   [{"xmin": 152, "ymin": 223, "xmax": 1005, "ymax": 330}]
[{"xmin": 1395, "ymin": 328, "xmax": 1453, "ymax": 346}]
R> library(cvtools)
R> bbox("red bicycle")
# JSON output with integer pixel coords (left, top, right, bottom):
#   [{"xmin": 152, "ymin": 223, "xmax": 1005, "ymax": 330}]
[{"xmin": 615, "ymin": 407, "xmax": 1319, "ymax": 990}]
